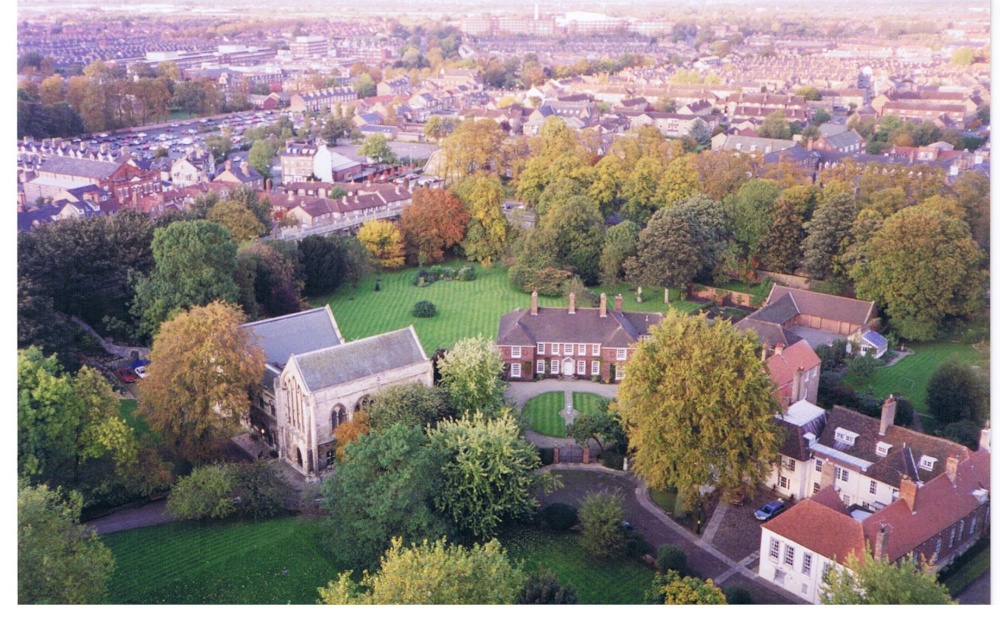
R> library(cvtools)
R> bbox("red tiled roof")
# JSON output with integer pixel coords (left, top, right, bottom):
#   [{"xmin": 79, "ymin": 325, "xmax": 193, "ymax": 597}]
[
  {"xmin": 766, "ymin": 286, "xmax": 877, "ymax": 328},
  {"xmin": 763, "ymin": 496, "xmax": 867, "ymax": 566},
  {"xmin": 767, "ymin": 339, "xmax": 820, "ymax": 388}
]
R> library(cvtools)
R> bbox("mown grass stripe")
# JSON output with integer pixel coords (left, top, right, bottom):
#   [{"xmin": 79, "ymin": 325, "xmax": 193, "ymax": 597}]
[{"xmin": 522, "ymin": 391, "xmax": 566, "ymax": 437}]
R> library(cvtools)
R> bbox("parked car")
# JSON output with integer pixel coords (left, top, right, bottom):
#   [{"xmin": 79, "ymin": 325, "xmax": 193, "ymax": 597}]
[
  {"xmin": 754, "ymin": 500, "xmax": 786, "ymax": 521},
  {"xmin": 134, "ymin": 365, "xmax": 149, "ymax": 379},
  {"xmin": 117, "ymin": 368, "xmax": 138, "ymax": 383}
]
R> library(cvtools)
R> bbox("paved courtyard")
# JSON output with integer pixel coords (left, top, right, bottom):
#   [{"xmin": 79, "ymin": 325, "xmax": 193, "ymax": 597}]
[{"xmin": 789, "ymin": 325, "xmax": 847, "ymax": 349}]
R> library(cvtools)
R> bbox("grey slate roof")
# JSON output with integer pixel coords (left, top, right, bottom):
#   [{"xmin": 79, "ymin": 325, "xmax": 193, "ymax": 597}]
[
  {"xmin": 37, "ymin": 155, "xmax": 124, "ymax": 180},
  {"xmin": 815, "ymin": 406, "xmax": 969, "ymax": 488},
  {"xmin": 734, "ymin": 317, "xmax": 804, "ymax": 348},
  {"xmin": 292, "ymin": 326, "xmax": 427, "ymax": 392},
  {"xmin": 497, "ymin": 306, "xmax": 662, "ymax": 348},
  {"xmin": 241, "ymin": 306, "xmax": 342, "ymax": 388},
  {"xmin": 748, "ymin": 293, "xmax": 800, "ymax": 325}
]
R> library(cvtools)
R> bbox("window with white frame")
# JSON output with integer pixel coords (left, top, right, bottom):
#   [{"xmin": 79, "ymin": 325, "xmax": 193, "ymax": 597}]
[
  {"xmin": 552, "ymin": 344, "xmax": 560, "ymax": 355},
  {"xmin": 919, "ymin": 455, "xmax": 937, "ymax": 471},
  {"xmin": 536, "ymin": 360, "xmax": 545, "ymax": 374},
  {"xmin": 869, "ymin": 480, "xmax": 877, "ymax": 495},
  {"xmin": 813, "ymin": 482, "xmax": 821, "ymax": 495},
  {"xmin": 591, "ymin": 360, "xmax": 600, "ymax": 376},
  {"xmin": 834, "ymin": 428, "xmax": 859, "ymax": 446},
  {"xmin": 564, "ymin": 343, "xmax": 574, "ymax": 356},
  {"xmin": 801, "ymin": 583, "xmax": 809, "ymax": 595},
  {"xmin": 784, "ymin": 545, "xmax": 795, "ymax": 566},
  {"xmin": 802, "ymin": 552, "xmax": 812, "ymax": 575},
  {"xmin": 876, "ymin": 442, "xmax": 892, "ymax": 457},
  {"xmin": 578, "ymin": 343, "xmax": 586, "ymax": 355},
  {"xmin": 591, "ymin": 344, "xmax": 600, "ymax": 356},
  {"xmin": 616, "ymin": 348, "xmax": 627, "ymax": 361},
  {"xmin": 577, "ymin": 360, "xmax": 585, "ymax": 375},
  {"xmin": 891, "ymin": 488, "xmax": 899, "ymax": 502},
  {"xmin": 815, "ymin": 459, "xmax": 823, "ymax": 473},
  {"xmin": 511, "ymin": 346, "xmax": 521, "ymax": 359},
  {"xmin": 537, "ymin": 343, "xmax": 544, "ymax": 355},
  {"xmin": 779, "ymin": 475, "xmax": 790, "ymax": 490},
  {"xmin": 934, "ymin": 537, "xmax": 942, "ymax": 556},
  {"xmin": 552, "ymin": 360, "xmax": 560, "ymax": 375},
  {"xmin": 970, "ymin": 516, "xmax": 977, "ymax": 536},
  {"xmin": 616, "ymin": 365, "xmax": 625, "ymax": 380},
  {"xmin": 784, "ymin": 458, "xmax": 796, "ymax": 471},
  {"xmin": 949, "ymin": 527, "xmax": 956, "ymax": 548},
  {"xmin": 835, "ymin": 467, "xmax": 850, "ymax": 482},
  {"xmin": 511, "ymin": 363, "xmax": 521, "ymax": 378},
  {"xmin": 958, "ymin": 519, "xmax": 965, "ymax": 539},
  {"xmin": 769, "ymin": 538, "xmax": 780, "ymax": 561}
]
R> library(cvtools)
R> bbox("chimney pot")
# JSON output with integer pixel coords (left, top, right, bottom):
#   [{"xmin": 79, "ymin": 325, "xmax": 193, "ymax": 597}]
[
  {"xmin": 979, "ymin": 422, "xmax": 991, "ymax": 453},
  {"xmin": 568, "ymin": 292, "xmax": 576, "ymax": 314},
  {"xmin": 945, "ymin": 455, "xmax": 959, "ymax": 485},
  {"xmin": 791, "ymin": 367, "xmax": 804, "ymax": 403},
  {"xmin": 775, "ymin": 343, "xmax": 783, "ymax": 356},
  {"xmin": 899, "ymin": 476, "xmax": 918, "ymax": 512},
  {"xmin": 614, "ymin": 294, "xmax": 623, "ymax": 313},
  {"xmin": 873, "ymin": 523, "xmax": 890, "ymax": 561},
  {"xmin": 530, "ymin": 291, "xmax": 538, "ymax": 316},
  {"xmin": 599, "ymin": 293, "xmax": 607, "ymax": 318}
]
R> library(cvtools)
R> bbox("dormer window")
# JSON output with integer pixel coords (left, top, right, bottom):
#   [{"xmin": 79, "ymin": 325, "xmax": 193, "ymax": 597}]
[
  {"xmin": 919, "ymin": 455, "xmax": 937, "ymax": 472},
  {"xmin": 834, "ymin": 428, "xmax": 859, "ymax": 446},
  {"xmin": 876, "ymin": 442, "xmax": 892, "ymax": 457}
]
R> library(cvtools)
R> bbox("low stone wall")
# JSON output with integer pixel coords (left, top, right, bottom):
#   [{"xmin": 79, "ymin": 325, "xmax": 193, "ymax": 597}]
[
  {"xmin": 757, "ymin": 270, "xmax": 814, "ymax": 291},
  {"xmin": 688, "ymin": 286, "xmax": 755, "ymax": 308}
]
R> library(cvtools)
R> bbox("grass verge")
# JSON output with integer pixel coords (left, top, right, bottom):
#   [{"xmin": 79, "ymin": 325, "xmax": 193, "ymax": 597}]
[
  {"xmin": 522, "ymin": 391, "xmax": 566, "ymax": 437},
  {"xmin": 572, "ymin": 392, "xmax": 607, "ymax": 416},
  {"xmin": 862, "ymin": 342, "xmax": 981, "ymax": 413}
]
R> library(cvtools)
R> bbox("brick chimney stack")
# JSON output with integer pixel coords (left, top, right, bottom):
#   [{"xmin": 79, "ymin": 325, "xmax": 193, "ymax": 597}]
[
  {"xmin": 775, "ymin": 343, "xmax": 783, "ymax": 356},
  {"xmin": 614, "ymin": 294, "xmax": 623, "ymax": 313},
  {"xmin": 879, "ymin": 395, "xmax": 897, "ymax": 436},
  {"xmin": 873, "ymin": 523, "xmax": 890, "ymax": 561},
  {"xmin": 568, "ymin": 292, "xmax": 576, "ymax": 314},
  {"xmin": 979, "ymin": 422, "xmax": 991, "ymax": 453},
  {"xmin": 241, "ymin": 161, "xmax": 250, "ymax": 176},
  {"xmin": 899, "ymin": 476, "xmax": 918, "ymax": 513},
  {"xmin": 530, "ymin": 291, "xmax": 538, "ymax": 316},
  {"xmin": 945, "ymin": 455, "xmax": 959, "ymax": 485},
  {"xmin": 599, "ymin": 293, "xmax": 607, "ymax": 318},
  {"xmin": 819, "ymin": 459, "xmax": 835, "ymax": 488},
  {"xmin": 791, "ymin": 367, "xmax": 804, "ymax": 403},
  {"xmin": 761, "ymin": 345, "xmax": 768, "ymax": 362}
]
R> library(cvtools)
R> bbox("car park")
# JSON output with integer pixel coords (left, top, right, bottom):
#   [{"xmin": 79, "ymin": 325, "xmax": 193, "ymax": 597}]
[{"xmin": 754, "ymin": 500, "xmax": 786, "ymax": 521}]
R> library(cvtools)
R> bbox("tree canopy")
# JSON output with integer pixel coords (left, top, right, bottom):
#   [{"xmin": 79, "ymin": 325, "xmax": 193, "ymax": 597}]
[
  {"xmin": 925, "ymin": 360, "xmax": 989, "ymax": 426},
  {"xmin": 821, "ymin": 552, "xmax": 954, "ymax": 604},
  {"xmin": 137, "ymin": 301, "xmax": 265, "ymax": 462},
  {"xmin": 321, "ymin": 424, "xmax": 450, "ymax": 569},
  {"xmin": 357, "ymin": 219, "xmax": 406, "ymax": 270},
  {"xmin": 318, "ymin": 537, "xmax": 525, "ymax": 605},
  {"xmin": 437, "ymin": 335, "xmax": 507, "ymax": 418},
  {"xmin": 615, "ymin": 310, "xmax": 782, "ymax": 507},
  {"xmin": 131, "ymin": 220, "xmax": 240, "ymax": 339},
  {"xmin": 647, "ymin": 571, "xmax": 727, "ymax": 605},
  {"xmin": 18, "ymin": 480, "xmax": 115, "ymax": 604},
  {"xmin": 401, "ymin": 187, "xmax": 470, "ymax": 265}
]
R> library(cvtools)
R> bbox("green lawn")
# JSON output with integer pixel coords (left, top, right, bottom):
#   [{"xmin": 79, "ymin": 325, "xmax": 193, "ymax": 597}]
[
  {"xmin": 102, "ymin": 516, "xmax": 345, "ymax": 604},
  {"xmin": 313, "ymin": 262, "xmax": 693, "ymax": 354},
  {"xmin": 522, "ymin": 391, "xmax": 566, "ymax": 437},
  {"xmin": 501, "ymin": 527, "xmax": 655, "ymax": 604},
  {"xmin": 862, "ymin": 342, "xmax": 982, "ymax": 413},
  {"xmin": 572, "ymin": 392, "xmax": 606, "ymax": 416}
]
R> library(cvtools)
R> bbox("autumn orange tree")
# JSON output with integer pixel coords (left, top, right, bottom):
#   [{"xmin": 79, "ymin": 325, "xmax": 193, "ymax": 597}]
[
  {"xmin": 401, "ymin": 188, "xmax": 470, "ymax": 265},
  {"xmin": 138, "ymin": 301, "xmax": 265, "ymax": 462}
]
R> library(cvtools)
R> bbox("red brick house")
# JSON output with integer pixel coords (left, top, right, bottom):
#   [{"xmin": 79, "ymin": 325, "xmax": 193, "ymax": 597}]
[{"xmin": 496, "ymin": 292, "xmax": 663, "ymax": 382}]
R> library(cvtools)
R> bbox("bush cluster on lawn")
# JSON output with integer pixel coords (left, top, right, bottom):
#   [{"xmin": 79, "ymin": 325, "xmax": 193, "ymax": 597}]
[
  {"xmin": 578, "ymin": 491, "xmax": 627, "ymax": 559},
  {"xmin": 412, "ymin": 300, "xmax": 437, "ymax": 318},
  {"xmin": 412, "ymin": 265, "xmax": 477, "ymax": 287},
  {"xmin": 516, "ymin": 569, "xmax": 579, "ymax": 604},
  {"xmin": 508, "ymin": 264, "xmax": 573, "ymax": 296}
]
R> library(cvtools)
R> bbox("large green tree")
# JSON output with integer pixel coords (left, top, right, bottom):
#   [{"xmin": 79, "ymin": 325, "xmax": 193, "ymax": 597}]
[
  {"xmin": 453, "ymin": 174, "xmax": 509, "ymax": 266},
  {"xmin": 437, "ymin": 335, "xmax": 507, "ymax": 419},
  {"xmin": 925, "ymin": 360, "xmax": 989, "ymax": 426},
  {"xmin": 801, "ymin": 189, "xmax": 857, "ymax": 279},
  {"xmin": 319, "ymin": 537, "xmax": 525, "ymax": 605},
  {"xmin": 616, "ymin": 310, "xmax": 782, "ymax": 507},
  {"xmin": 320, "ymin": 424, "xmax": 450, "ymax": 569},
  {"xmin": 18, "ymin": 480, "xmax": 115, "ymax": 604},
  {"xmin": 722, "ymin": 179, "xmax": 781, "ymax": 281},
  {"xmin": 400, "ymin": 187, "xmax": 470, "ymax": 265},
  {"xmin": 648, "ymin": 571, "xmax": 727, "ymax": 605},
  {"xmin": 365, "ymin": 382, "xmax": 452, "ymax": 431},
  {"xmin": 131, "ymin": 220, "xmax": 240, "ymax": 339},
  {"xmin": 578, "ymin": 491, "xmax": 628, "ymax": 559},
  {"xmin": 625, "ymin": 209, "xmax": 702, "ymax": 292},
  {"xmin": 137, "ymin": 301, "xmax": 265, "ymax": 462},
  {"xmin": 428, "ymin": 414, "xmax": 553, "ymax": 539},
  {"xmin": 235, "ymin": 242, "xmax": 303, "ymax": 320},
  {"xmin": 850, "ymin": 204, "xmax": 986, "ymax": 340},
  {"xmin": 598, "ymin": 219, "xmax": 641, "ymax": 285},
  {"xmin": 821, "ymin": 552, "xmax": 954, "ymax": 605},
  {"xmin": 537, "ymin": 194, "xmax": 605, "ymax": 285}
]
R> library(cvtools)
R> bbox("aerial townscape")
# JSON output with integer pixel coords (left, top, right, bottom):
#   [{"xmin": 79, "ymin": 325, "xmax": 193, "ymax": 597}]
[{"xmin": 15, "ymin": 0, "xmax": 992, "ymax": 608}]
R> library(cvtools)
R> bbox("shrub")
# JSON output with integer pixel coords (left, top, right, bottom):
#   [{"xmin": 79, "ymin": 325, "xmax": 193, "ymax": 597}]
[
  {"xmin": 233, "ymin": 461, "xmax": 291, "ymax": 519},
  {"xmin": 412, "ymin": 269, "xmax": 439, "ymax": 287},
  {"xmin": 516, "ymin": 570, "xmax": 579, "ymax": 604},
  {"xmin": 600, "ymin": 451, "xmax": 625, "ymax": 470},
  {"xmin": 724, "ymin": 585, "xmax": 754, "ymax": 604},
  {"xmin": 578, "ymin": 491, "xmax": 627, "ymax": 559},
  {"xmin": 538, "ymin": 447, "xmax": 554, "ymax": 465},
  {"xmin": 625, "ymin": 525, "xmax": 653, "ymax": 558},
  {"xmin": 457, "ymin": 266, "xmax": 476, "ymax": 281},
  {"xmin": 540, "ymin": 502, "xmax": 578, "ymax": 531},
  {"xmin": 167, "ymin": 465, "xmax": 237, "ymax": 520},
  {"xmin": 656, "ymin": 544, "xmax": 688, "ymax": 576},
  {"xmin": 412, "ymin": 300, "xmax": 437, "ymax": 318}
]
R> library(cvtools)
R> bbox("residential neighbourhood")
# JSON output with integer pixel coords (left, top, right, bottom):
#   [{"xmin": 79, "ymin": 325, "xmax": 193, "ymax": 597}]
[{"xmin": 15, "ymin": 0, "xmax": 991, "ymax": 609}]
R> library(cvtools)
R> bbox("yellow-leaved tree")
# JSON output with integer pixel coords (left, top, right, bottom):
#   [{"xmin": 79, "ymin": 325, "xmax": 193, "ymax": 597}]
[{"xmin": 357, "ymin": 219, "xmax": 405, "ymax": 269}]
